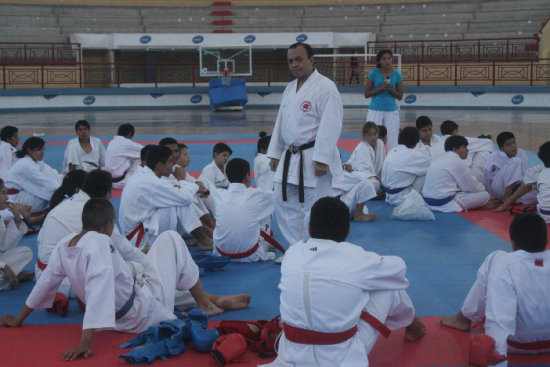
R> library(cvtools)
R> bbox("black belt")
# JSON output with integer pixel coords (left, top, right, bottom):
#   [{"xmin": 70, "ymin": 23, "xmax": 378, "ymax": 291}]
[
  {"xmin": 282, "ymin": 140, "xmax": 315, "ymax": 203},
  {"xmin": 112, "ymin": 168, "xmax": 129, "ymax": 183}
]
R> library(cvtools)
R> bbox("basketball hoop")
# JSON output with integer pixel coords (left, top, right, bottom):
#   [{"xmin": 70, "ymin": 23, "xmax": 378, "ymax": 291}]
[{"xmin": 221, "ymin": 69, "xmax": 232, "ymax": 87}]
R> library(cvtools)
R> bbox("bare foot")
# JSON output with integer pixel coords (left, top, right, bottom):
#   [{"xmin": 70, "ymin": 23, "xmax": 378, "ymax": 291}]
[
  {"xmin": 404, "ymin": 317, "xmax": 426, "ymax": 342},
  {"xmin": 197, "ymin": 237, "xmax": 213, "ymax": 251},
  {"xmin": 186, "ymin": 237, "xmax": 198, "ymax": 247},
  {"xmin": 211, "ymin": 294, "xmax": 252, "ymax": 310},
  {"xmin": 493, "ymin": 203, "xmax": 509, "ymax": 212},
  {"xmin": 354, "ymin": 213, "xmax": 376, "ymax": 222},
  {"xmin": 17, "ymin": 271, "xmax": 34, "ymax": 282},
  {"xmin": 199, "ymin": 301, "xmax": 224, "ymax": 317},
  {"xmin": 440, "ymin": 311, "xmax": 472, "ymax": 331}
]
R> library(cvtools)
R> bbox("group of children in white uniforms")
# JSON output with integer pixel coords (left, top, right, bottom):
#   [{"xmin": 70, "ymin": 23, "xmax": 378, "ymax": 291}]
[{"xmin": 1, "ymin": 41, "xmax": 549, "ymax": 366}]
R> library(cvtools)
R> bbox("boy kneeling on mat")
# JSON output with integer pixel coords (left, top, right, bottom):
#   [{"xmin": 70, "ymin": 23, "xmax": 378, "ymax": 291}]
[
  {"xmin": 441, "ymin": 213, "xmax": 550, "ymax": 367},
  {"xmin": 0, "ymin": 198, "xmax": 250, "ymax": 361}
]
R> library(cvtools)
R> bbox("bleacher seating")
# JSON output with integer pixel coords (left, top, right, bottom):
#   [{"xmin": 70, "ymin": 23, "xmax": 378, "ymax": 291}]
[{"xmin": 0, "ymin": 1, "xmax": 547, "ymax": 45}]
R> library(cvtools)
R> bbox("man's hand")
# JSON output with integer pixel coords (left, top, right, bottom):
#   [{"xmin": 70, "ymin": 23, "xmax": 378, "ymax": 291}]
[
  {"xmin": 314, "ymin": 162, "xmax": 328, "ymax": 177},
  {"xmin": 172, "ymin": 165, "xmax": 186, "ymax": 181},
  {"xmin": 63, "ymin": 328, "xmax": 94, "ymax": 361},
  {"xmin": 269, "ymin": 158, "xmax": 279, "ymax": 172},
  {"xmin": 343, "ymin": 163, "xmax": 353, "ymax": 173},
  {"xmin": 62, "ymin": 345, "xmax": 92, "ymax": 361},
  {"xmin": 195, "ymin": 181, "xmax": 210, "ymax": 197},
  {"xmin": 0, "ymin": 314, "xmax": 20, "ymax": 327}
]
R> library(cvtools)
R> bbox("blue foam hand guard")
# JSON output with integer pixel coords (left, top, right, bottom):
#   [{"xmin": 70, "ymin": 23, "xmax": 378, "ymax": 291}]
[
  {"xmin": 119, "ymin": 333, "xmax": 147, "ymax": 349},
  {"xmin": 187, "ymin": 308, "xmax": 209, "ymax": 329},
  {"xmin": 190, "ymin": 324, "xmax": 220, "ymax": 353},
  {"xmin": 119, "ymin": 341, "xmax": 169, "ymax": 365}
]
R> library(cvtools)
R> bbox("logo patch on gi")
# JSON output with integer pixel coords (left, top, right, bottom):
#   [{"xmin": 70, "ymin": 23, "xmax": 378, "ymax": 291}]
[
  {"xmin": 301, "ymin": 101, "xmax": 312, "ymax": 112},
  {"xmin": 535, "ymin": 259, "xmax": 543, "ymax": 267},
  {"xmin": 308, "ymin": 247, "xmax": 317, "ymax": 251}
]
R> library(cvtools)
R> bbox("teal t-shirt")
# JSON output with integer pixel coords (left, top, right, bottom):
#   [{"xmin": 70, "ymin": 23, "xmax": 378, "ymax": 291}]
[{"xmin": 367, "ymin": 68, "xmax": 403, "ymax": 111}]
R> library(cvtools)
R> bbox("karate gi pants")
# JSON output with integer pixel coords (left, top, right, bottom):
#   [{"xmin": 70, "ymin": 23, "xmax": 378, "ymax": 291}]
[{"xmin": 274, "ymin": 175, "xmax": 332, "ymax": 247}]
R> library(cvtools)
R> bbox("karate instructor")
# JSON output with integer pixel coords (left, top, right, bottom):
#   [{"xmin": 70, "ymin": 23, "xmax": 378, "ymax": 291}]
[{"xmin": 267, "ymin": 42, "xmax": 344, "ymax": 248}]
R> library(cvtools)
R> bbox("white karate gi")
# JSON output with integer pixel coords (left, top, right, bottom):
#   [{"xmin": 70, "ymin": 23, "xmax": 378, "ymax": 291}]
[
  {"xmin": 213, "ymin": 183, "xmax": 275, "ymax": 262},
  {"xmin": 340, "ymin": 171, "xmax": 377, "ymax": 215},
  {"xmin": 5, "ymin": 156, "xmax": 61, "ymax": 213},
  {"xmin": 431, "ymin": 135, "xmax": 495, "ymax": 183},
  {"xmin": 162, "ymin": 170, "xmax": 210, "ymax": 224},
  {"xmin": 181, "ymin": 169, "xmax": 217, "ymax": 217},
  {"xmin": 119, "ymin": 167, "xmax": 201, "ymax": 248},
  {"xmin": 346, "ymin": 140, "xmax": 385, "ymax": 192},
  {"xmin": 461, "ymin": 250, "xmax": 550, "ymax": 367},
  {"xmin": 537, "ymin": 167, "xmax": 550, "ymax": 223},
  {"xmin": 381, "ymin": 145, "xmax": 430, "ymax": 205},
  {"xmin": 482, "ymin": 149, "xmax": 528, "ymax": 198},
  {"xmin": 422, "ymin": 151, "xmax": 490, "ymax": 212},
  {"xmin": 36, "ymin": 191, "xmax": 145, "ymax": 297},
  {"xmin": 0, "ymin": 215, "xmax": 31, "ymax": 291},
  {"xmin": 199, "ymin": 160, "xmax": 229, "ymax": 189},
  {"xmin": 254, "ymin": 153, "xmax": 275, "ymax": 192},
  {"xmin": 264, "ymin": 238, "xmax": 414, "ymax": 367},
  {"xmin": 105, "ymin": 136, "xmax": 142, "ymax": 189},
  {"xmin": 61, "ymin": 137, "xmax": 106, "ymax": 174},
  {"xmin": 26, "ymin": 230, "xmax": 199, "ymax": 333},
  {"xmin": 414, "ymin": 134, "xmax": 441, "ymax": 158},
  {"xmin": 267, "ymin": 69, "xmax": 344, "ymax": 246},
  {"xmin": 0, "ymin": 141, "xmax": 17, "ymax": 180}
]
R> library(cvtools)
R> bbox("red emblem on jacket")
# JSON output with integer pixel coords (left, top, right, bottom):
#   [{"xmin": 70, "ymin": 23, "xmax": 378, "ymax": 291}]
[{"xmin": 301, "ymin": 101, "xmax": 312, "ymax": 112}]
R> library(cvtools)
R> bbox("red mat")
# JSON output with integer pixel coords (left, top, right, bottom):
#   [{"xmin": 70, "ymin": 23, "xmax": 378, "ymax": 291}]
[
  {"xmin": 459, "ymin": 209, "xmax": 550, "ymax": 249},
  {"xmin": 1, "ymin": 317, "xmax": 548, "ymax": 367}
]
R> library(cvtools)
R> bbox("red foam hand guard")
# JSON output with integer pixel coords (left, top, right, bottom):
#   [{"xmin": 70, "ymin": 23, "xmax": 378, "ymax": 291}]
[
  {"xmin": 210, "ymin": 333, "xmax": 247, "ymax": 366},
  {"xmin": 46, "ymin": 293, "xmax": 69, "ymax": 317},
  {"xmin": 216, "ymin": 320, "xmax": 262, "ymax": 351},
  {"xmin": 256, "ymin": 318, "xmax": 282, "ymax": 357},
  {"xmin": 469, "ymin": 334, "xmax": 507, "ymax": 367}
]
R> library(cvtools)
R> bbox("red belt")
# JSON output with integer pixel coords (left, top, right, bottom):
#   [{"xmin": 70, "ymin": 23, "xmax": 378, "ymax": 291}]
[
  {"xmin": 259, "ymin": 230, "xmax": 286, "ymax": 254},
  {"xmin": 217, "ymin": 243, "xmax": 259, "ymax": 259},
  {"xmin": 6, "ymin": 188, "xmax": 19, "ymax": 195},
  {"xmin": 508, "ymin": 338, "xmax": 550, "ymax": 350},
  {"xmin": 215, "ymin": 230, "xmax": 286, "ymax": 259},
  {"xmin": 283, "ymin": 311, "xmax": 391, "ymax": 345},
  {"xmin": 37, "ymin": 258, "xmax": 47, "ymax": 271},
  {"xmin": 126, "ymin": 223, "xmax": 145, "ymax": 248}
]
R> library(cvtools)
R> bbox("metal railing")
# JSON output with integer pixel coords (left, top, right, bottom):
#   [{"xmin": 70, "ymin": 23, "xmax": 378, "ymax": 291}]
[
  {"xmin": 2, "ymin": 59, "xmax": 550, "ymax": 89},
  {"xmin": 367, "ymin": 37, "xmax": 539, "ymax": 63},
  {"xmin": 0, "ymin": 42, "xmax": 81, "ymax": 65}
]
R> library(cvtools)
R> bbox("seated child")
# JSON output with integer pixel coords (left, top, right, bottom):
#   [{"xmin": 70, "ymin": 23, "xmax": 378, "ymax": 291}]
[
  {"xmin": 422, "ymin": 136, "xmax": 498, "ymax": 212},
  {"xmin": 441, "ymin": 213, "xmax": 550, "ymax": 367},
  {"xmin": 62, "ymin": 120, "xmax": 106, "ymax": 174},
  {"xmin": 381, "ymin": 127, "xmax": 431, "ymax": 205},
  {"xmin": 431, "ymin": 120, "xmax": 495, "ymax": 182},
  {"xmin": 493, "ymin": 141, "xmax": 550, "ymax": 222},
  {"xmin": 265, "ymin": 197, "xmax": 425, "ymax": 367},
  {"xmin": 0, "ymin": 178, "xmax": 34, "ymax": 291},
  {"xmin": 120, "ymin": 146, "xmax": 212, "ymax": 250},
  {"xmin": 0, "ymin": 199, "xmax": 251, "ymax": 361},
  {"xmin": 213, "ymin": 158, "xmax": 280, "ymax": 262},
  {"xmin": 6, "ymin": 137, "xmax": 61, "ymax": 215},
  {"xmin": 199, "ymin": 142, "xmax": 232, "ymax": 189},
  {"xmin": 414, "ymin": 115, "xmax": 440, "ymax": 157},
  {"xmin": 159, "ymin": 137, "xmax": 215, "ymax": 236},
  {"xmin": 49, "ymin": 169, "xmax": 87, "ymax": 210},
  {"xmin": 0, "ymin": 125, "xmax": 19, "ymax": 180},
  {"xmin": 344, "ymin": 122, "xmax": 385, "ymax": 193},
  {"xmin": 254, "ymin": 132, "xmax": 275, "ymax": 192},
  {"xmin": 105, "ymin": 123, "xmax": 143, "ymax": 189},
  {"xmin": 482, "ymin": 132, "xmax": 528, "ymax": 201}
]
